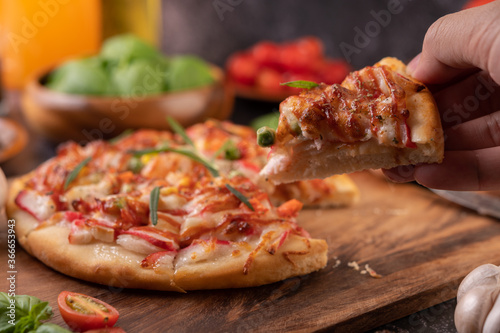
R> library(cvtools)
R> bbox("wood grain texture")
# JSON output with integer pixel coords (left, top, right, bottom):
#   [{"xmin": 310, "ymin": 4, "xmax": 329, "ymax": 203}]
[{"xmin": 2, "ymin": 171, "xmax": 500, "ymax": 332}]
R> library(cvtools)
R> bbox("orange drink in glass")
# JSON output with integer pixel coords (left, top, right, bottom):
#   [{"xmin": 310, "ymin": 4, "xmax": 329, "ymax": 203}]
[{"xmin": 0, "ymin": 0, "xmax": 101, "ymax": 90}]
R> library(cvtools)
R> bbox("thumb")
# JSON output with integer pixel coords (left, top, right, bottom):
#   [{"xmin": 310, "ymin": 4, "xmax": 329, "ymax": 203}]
[{"xmin": 409, "ymin": 1, "xmax": 500, "ymax": 85}]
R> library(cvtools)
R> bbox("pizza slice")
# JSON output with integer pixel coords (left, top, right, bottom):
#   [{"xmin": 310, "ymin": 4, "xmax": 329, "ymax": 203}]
[
  {"xmin": 186, "ymin": 119, "xmax": 359, "ymax": 207},
  {"xmin": 259, "ymin": 57, "xmax": 444, "ymax": 183},
  {"xmin": 7, "ymin": 126, "xmax": 327, "ymax": 291}
]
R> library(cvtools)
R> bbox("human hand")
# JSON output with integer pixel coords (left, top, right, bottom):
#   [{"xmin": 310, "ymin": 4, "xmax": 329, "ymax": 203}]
[{"xmin": 383, "ymin": 1, "xmax": 500, "ymax": 191}]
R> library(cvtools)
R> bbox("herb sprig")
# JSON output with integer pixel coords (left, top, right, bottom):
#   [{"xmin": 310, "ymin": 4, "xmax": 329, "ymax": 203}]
[
  {"xmin": 129, "ymin": 146, "xmax": 220, "ymax": 177},
  {"xmin": 280, "ymin": 80, "xmax": 319, "ymax": 89},
  {"xmin": 149, "ymin": 186, "xmax": 161, "ymax": 226},
  {"xmin": 64, "ymin": 157, "xmax": 92, "ymax": 191},
  {"xmin": 167, "ymin": 116, "xmax": 194, "ymax": 147},
  {"xmin": 225, "ymin": 184, "xmax": 254, "ymax": 211}
]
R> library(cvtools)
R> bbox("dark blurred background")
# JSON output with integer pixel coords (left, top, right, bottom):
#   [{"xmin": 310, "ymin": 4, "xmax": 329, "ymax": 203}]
[
  {"xmin": 161, "ymin": 0, "xmax": 467, "ymax": 70},
  {"xmin": 160, "ymin": 0, "xmax": 468, "ymax": 125}
]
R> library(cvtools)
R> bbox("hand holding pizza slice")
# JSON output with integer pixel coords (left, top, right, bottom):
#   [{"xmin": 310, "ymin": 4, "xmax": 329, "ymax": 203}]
[{"xmin": 259, "ymin": 57, "xmax": 444, "ymax": 183}]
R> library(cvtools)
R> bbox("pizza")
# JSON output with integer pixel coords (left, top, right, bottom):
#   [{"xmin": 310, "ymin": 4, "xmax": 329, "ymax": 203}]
[
  {"xmin": 6, "ymin": 120, "xmax": 356, "ymax": 291},
  {"xmin": 260, "ymin": 57, "xmax": 444, "ymax": 183}
]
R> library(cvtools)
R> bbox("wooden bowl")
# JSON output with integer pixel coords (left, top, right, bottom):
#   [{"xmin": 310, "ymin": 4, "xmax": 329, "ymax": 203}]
[
  {"xmin": 21, "ymin": 65, "xmax": 235, "ymax": 143},
  {"xmin": 0, "ymin": 118, "xmax": 28, "ymax": 163}
]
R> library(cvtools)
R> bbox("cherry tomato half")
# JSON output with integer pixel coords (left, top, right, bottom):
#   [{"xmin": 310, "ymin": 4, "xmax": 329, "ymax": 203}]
[
  {"xmin": 251, "ymin": 41, "xmax": 280, "ymax": 67},
  {"xmin": 318, "ymin": 59, "xmax": 351, "ymax": 84},
  {"xmin": 295, "ymin": 36, "xmax": 324, "ymax": 60},
  {"xmin": 227, "ymin": 52, "xmax": 259, "ymax": 85},
  {"xmin": 256, "ymin": 68, "xmax": 284, "ymax": 92},
  {"xmin": 58, "ymin": 291, "xmax": 120, "ymax": 332}
]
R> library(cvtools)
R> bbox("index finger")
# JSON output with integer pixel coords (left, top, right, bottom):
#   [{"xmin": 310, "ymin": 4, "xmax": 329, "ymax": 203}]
[{"xmin": 408, "ymin": 1, "xmax": 500, "ymax": 85}]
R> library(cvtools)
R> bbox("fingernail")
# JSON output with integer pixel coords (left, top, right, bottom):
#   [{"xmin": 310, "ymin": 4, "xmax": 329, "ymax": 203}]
[
  {"xmin": 407, "ymin": 53, "xmax": 421, "ymax": 75},
  {"xmin": 382, "ymin": 165, "xmax": 416, "ymax": 183}
]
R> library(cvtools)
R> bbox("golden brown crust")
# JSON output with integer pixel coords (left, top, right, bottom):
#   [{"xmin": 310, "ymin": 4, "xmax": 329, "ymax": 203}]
[
  {"xmin": 376, "ymin": 57, "xmax": 444, "ymax": 150},
  {"xmin": 21, "ymin": 223, "xmax": 184, "ymax": 292},
  {"xmin": 261, "ymin": 57, "xmax": 444, "ymax": 183},
  {"xmin": 174, "ymin": 235, "xmax": 327, "ymax": 290}
]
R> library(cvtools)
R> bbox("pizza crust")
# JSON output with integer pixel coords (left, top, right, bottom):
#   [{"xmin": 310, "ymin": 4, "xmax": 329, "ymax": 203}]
[
  {"xmin": 261, "ymin": 57, "xmax": 444, "ymax": 183},
  {"xmin": 263, "ymin": 137, "xmax": 442, "ymax": 183},
  {"xmin": 377, "ymin": 57, "xmax": 443, "ymax": 147},
  {"xmin": 174, "ymin": 235, "xmax": 327, "ymax": 290},
  {"xmin": 7, "ymin": 176, "xmax": 328, "ymax": 291},
  {"xmin": 21, "ymin": 223, "xmax": 184, "ymax": 292}
]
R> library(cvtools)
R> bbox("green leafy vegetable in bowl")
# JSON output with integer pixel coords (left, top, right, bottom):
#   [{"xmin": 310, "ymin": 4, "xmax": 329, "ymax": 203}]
[
  {"xmin": 112, "ymin": 58, "xmax": 168, "ymax": 97},
  {"xmin": 0, "ymin": 292, "xmax": 71, "ymax": 333},
  {"xmin": 100, "ymin": 34, "xmax": 161, "ymax": 64},
  {"xmin": 44, "ymin": 34, "xmax": 215, "ymax": 97},
  {"xmin": 166, "ymin": 56, "xmax": 215, "ymax": 92},
  {"xmin": 45, "ymin": 57, "xmax": 111, "ymax": 96}
]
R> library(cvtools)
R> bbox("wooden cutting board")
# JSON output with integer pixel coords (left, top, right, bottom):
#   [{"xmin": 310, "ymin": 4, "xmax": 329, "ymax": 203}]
[{"xmin": 2, "ymin": 171, "xmax": 500, "ymax": 332}]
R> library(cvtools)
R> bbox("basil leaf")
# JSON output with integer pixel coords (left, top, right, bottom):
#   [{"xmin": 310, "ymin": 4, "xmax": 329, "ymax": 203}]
[
  {"xmin": 150, "ymin": 186, "xmax": 160, "ymax": 226},
  {"xmin": 0, "ymin": 294, "xmax": 13, "ymax": 333},
  {"xmin": 167, "ymin": 116, "xmax": 194, "ymax": 147},
  {"xmin": 30, "ymin": 302, "xmax": 52, "ymax": 324},
  {"xmin": 0, "ymin": 293, "xmax": 61, "ymax": 333},
  {"xmin": 14, "ymin": 316, "xmax": 33, "ymax": 333},
  {"xmin": 11, "ymin": 294, "xmax": 40, "ymax": 318},
  {"xmin": 129, "ymin": 147, "xmax": 220, "ymax": 177},
  {"xmin": 64, "ymin": 157, "xmax": 92, "ymax": 190},
  {"xmin": 280, "ymin": 80, "xmax": 319, "ymax": 89},
  {"xmin": 225, "ymin": 184, "xmax": 254, "ymax": 211}
]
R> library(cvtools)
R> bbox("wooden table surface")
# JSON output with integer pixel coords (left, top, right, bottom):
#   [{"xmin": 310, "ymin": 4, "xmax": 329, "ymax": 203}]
[{"xmin": 2, "ymin": 170, "xmax": 500, "ymax": 332}]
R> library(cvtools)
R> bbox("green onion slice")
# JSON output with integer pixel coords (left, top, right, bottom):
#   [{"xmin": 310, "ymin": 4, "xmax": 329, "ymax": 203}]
[{"xmin": 214, "ymin": 140, "xmax": 241, "ymax": 161}]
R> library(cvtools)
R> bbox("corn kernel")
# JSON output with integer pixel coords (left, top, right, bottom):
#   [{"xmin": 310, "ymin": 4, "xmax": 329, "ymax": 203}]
[
  {"xmin": 140, "ymin": 153, "xmax": 156, "ymax": 165},
  {"xmin": 160, "ymin": 186, "xmax": 178, "ymax": 195}
]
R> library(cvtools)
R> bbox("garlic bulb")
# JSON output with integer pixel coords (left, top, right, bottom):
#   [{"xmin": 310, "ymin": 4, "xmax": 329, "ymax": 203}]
[{"xmin": 455, "ymin": 264, "xmax": 500, "ymax": 333}]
